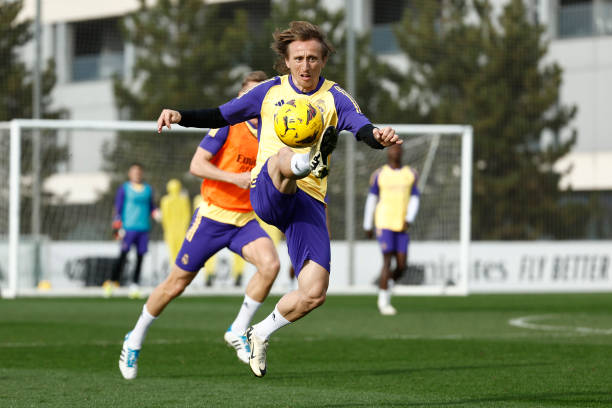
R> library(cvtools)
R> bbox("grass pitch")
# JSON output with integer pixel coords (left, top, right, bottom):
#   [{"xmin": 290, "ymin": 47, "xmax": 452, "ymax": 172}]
[{"xmin": 1, "ymin": 293, "xmax": 612, "ymax": 407}]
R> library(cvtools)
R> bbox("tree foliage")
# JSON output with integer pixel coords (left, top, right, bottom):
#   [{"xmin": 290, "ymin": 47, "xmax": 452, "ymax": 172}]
[
  {"xmin": 0, "ymin": 0, "xmax": 59, "ymax": 121},
  {"xmin": 0, "ymin": 0, "xmax": 67, "ymax": 236},
  {"xmin": 391, "ymin": 0, "xmax": 583, "ymax": 239},
  {"xmin": 109, "ymin": 0, "xmax": 252, "ymax": 201},
  {"xmin": 248, "ymin": 0, "xmax": 395, "ymax": 120}
]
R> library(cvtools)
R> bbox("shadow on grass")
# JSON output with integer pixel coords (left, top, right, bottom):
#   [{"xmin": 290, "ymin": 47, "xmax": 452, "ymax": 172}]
[
  {"xmin": 319, "ymin": 391, "xmax": 612, "ymax": 407},
  {"xmin": 151, "ymin": 361, "xmax": 553, "ymax": 380},
  {"xmin": 266, "ymin": 361, "xmax": 554, "ymax": 380}
]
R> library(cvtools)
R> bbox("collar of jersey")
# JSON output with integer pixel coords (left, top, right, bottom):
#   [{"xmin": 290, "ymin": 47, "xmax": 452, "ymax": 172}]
[
  {"xmin": 288, "ymin": 75, "xmax": 325, "ymax": 95},
  {"xmin": 385, "ymin": 164, "xmax": 405, "ymax": 171}
]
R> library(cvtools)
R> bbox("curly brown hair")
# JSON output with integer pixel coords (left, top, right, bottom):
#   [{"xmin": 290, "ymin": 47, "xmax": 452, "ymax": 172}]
[{"xmin": 271, "ymin": 21, "xmax": 335, "ymax": 74}]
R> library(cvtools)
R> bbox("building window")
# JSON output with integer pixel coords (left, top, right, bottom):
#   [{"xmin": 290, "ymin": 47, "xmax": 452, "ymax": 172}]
[
  {"xmin": 558, "ymin": 0, "xmax": 612, "ymax": 38},
  {"xmin": 371, "ymin": 0, "xmax": 410, "ymax": 54},
  {"xmin": 71, "ymin": 17, "xmax": 124, "ymax": 82}
]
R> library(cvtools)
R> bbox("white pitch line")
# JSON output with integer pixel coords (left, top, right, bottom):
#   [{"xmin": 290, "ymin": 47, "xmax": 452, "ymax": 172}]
[
  {"xmin": 0, "ymin": 338, "xmax": 199, "ymax": 348},
  {"xmin": 508, "ymin": 314, "xmax": 612, "ymax": 335}
]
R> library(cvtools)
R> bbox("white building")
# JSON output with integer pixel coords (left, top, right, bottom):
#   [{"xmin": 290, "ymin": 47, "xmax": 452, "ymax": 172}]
[{"xmin": 18, "ymin": 0, "xmax": 612, "ymax": 188}]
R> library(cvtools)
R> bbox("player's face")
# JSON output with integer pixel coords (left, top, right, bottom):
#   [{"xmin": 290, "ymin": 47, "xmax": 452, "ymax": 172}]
[
  {"xmin": 128, "ymin": 165, "xmax": 143, "ymax": 184},
  {"xmin": 387, "ymin": 144, "xmax": 402, "ymax": 163},
  {"xmin": 285, "ymin": 39, "xmax": 327, "ymax": 92}
]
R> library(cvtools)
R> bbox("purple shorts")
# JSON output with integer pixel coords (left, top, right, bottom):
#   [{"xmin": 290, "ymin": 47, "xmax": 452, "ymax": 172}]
[
  {"xmin": 121, "ymin": 230, "xmax": 149, "ymax": 255},
  {"xmin": 376, "ymin": 229, "xmax": 409, "ymax": 254},
  {"xmin": 175, "ymin": 209, "xmax": 268, "ymax": 272},
  {"xmin": 250, "ymin": 160, "xmax": 330, "ymax": 275}
]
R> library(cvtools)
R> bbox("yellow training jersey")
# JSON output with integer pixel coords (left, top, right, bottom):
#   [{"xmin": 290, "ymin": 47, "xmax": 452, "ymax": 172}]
[
  {"xmin": 370, "ymin": 165, "xmax": 418, "ymax": 232},
  {"xmin": 219, "ymin": 75, "xmax": 370, "ymax": 203}
]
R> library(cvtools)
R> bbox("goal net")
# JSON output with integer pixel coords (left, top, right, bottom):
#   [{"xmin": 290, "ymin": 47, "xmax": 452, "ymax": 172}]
[
  {"xmin": 330, "ymin": 124, "xmax": 472, "ymax": 295},
  {"xmin": 0, "ymin": 120, "xmax": 471, "ymax": 297}
]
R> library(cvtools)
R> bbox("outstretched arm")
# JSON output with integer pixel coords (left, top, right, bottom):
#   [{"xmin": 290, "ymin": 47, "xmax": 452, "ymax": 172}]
[
  {"xmin": 356, "ymin": 124, "xmax": 401, "ymax": 148},
  {"xmin": 331, "ymin": 84, "xmax": 402, "ymax": 148},
  {"xmin": 157, "ymin": 108, "xmax": 230, "ymax": 133},
  {"xmin": 157, "ymin": 80, "xmax": 275, "ymax": 133}
]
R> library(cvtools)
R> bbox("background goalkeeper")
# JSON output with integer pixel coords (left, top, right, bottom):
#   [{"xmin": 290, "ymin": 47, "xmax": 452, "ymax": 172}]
[{"xmin": 106, "ymin": 163, "xmax": 160, "ymax": 299}]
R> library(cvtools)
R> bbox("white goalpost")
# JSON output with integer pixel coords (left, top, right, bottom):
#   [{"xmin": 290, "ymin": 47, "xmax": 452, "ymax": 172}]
[
  {"xmin": 345, "ymin": 124, "xmax": 473, "ymax": 296},
  {"xmin": 0, "ymin": 119, "xmax": 472, "ymax": 298}
]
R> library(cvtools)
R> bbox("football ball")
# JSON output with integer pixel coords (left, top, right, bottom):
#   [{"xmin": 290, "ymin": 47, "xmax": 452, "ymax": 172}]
[{"xmin": 273, "ymin": 99, "xmax": 324, "ymax": 148}]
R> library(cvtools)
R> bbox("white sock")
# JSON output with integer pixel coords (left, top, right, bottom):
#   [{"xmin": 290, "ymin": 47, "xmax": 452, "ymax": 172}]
[
  {"xmin": 253, "ymin": 305, "xmax": 291, "ymax": 340},
  {"xmin": 127, "ymin": 304, "xmax": 157, "ymax": 349},
  {"xmin": 230, "ymin": 294, "xmax": 262, "ymax": 334},
  {"xmin": 290, "ymin": 153, "xmax": 311, "ymax": 177},
  {"xmin": 377, "ymin": 289, "xmax": 390, "ymax": 308}
]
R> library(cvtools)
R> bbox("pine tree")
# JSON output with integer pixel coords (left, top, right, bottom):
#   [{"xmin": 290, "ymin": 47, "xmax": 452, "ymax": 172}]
[
  {"xmin": 391, "ymin": 0, "xmax": 582, "ymax": 239},
  {"xmin": 108, "ymin": 0, "xmax": 252, "ymax": 203},
  {"xmin": 0, "ymin": 0, "xmax": 59, "ymax": 121},
  {"xmin": 0, "ymin": 0, "xmax": 67, "ymax": 237}
]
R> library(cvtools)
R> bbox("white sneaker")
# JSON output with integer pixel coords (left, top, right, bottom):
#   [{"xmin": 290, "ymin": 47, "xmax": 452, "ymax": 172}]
[
  {"xmin": 119, "ymin": 332, "xmax": 140, "ymax": 380},
  {"xmin": 246, "ymin": 326, "xmax": 268, "ymax": 378},
  {"xmin": 102, "ymin": 280, "xmax": 118, "ymax": 298},
  {"xmin": 309, "ymin": 126, "xmax": 339, "ymax": 178},
  {"xmin": 224, "ymin": 327, "xmax": 250, "ymax": 364},
  {"xmin": 378, "ymin": 304, "xmax": 397, "ymax": 316},
  {"xmin": 128, "ymin": 283, "xmax": 142, "ymax": 299}
]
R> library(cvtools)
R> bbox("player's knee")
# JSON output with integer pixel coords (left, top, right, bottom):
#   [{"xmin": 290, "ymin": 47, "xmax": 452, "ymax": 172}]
[
  {"xmin": 250, "ymin": 246, "xmax": 280, "ymax": 281},
  {"xmin": 278, "ymin": 146, "xmax": 294, "ymax": 160},
  {"xmin": 259, "ymin": 256, "xmax": 280, "ymax": 280},
  {"xmin": 301, "ymin": 290, "xmax": 326, "ymax": 311}
]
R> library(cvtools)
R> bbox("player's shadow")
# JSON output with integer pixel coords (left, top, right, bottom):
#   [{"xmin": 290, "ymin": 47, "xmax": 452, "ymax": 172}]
[
  {"xmin": 159, "ymin": 361, "xmax": 553, "ymax": 380},
  {"xmin": 267, "ymin": 361, "xmax": 553, "ymax": 380},
  {"xmin": 318, "ymin": 391, "xmax": 612, "ymax": 407}
]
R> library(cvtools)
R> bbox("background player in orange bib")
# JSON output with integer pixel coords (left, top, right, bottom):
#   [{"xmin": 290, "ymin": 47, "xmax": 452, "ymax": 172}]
[{"xmin": 118, "ymin": 72, "xmax": 281, "ymax": 380}]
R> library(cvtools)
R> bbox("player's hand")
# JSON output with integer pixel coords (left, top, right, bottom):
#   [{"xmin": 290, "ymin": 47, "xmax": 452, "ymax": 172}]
[
  {"xmin": 373, "ymin": 126, "xmax": 402, "ymax": 146},
  {"xmin": 365, "ymin": 230, "xmax": 374, "ymax": 239},
  {"xmin": 157, "ymin": 109, "xmax": 182, "ymax": 133},
  {"xmin": 112, "ymin": 219, "xmax": 122, "ymax": 240},
  {"xmin": 233, "ymin": 172, "xmax": 251, "ymax": 189},
  {"xmin": 151, "ymin": 209, "xmax": 162, "ymax": 223},
  {"xmin": 112, "ymin": 228, "xmax": 125, "ymax": 240}
]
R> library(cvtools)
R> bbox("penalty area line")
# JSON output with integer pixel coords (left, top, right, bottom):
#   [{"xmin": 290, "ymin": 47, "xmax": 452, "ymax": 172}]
[
  {"xmin": 508, "ymin": 314, "xmax": 612, "ymax": 335},
  {"xmin": 0, "ymin": 338, "xmax": 198, "ymax": 348}
]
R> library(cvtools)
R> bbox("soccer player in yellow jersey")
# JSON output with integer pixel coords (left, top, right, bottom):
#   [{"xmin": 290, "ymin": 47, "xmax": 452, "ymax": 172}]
[
  {"xmin": 363, "ymin": 144, "xmax": 420, "ymax": 315},
  {"xmin": 157, "ymin": 21, "xmax": 401, "ymax": 377}
]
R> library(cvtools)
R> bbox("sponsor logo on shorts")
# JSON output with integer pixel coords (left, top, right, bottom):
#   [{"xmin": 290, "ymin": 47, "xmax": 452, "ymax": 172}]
[{"xmin": 181, "ymin": 254, "xmax": 189, "ymax": 265}]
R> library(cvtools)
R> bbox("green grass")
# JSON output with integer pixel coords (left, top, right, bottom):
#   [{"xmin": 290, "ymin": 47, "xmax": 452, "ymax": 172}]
[{"xmin": 1, "ymin": 294, "xmax": 612, "ymax": 407}]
